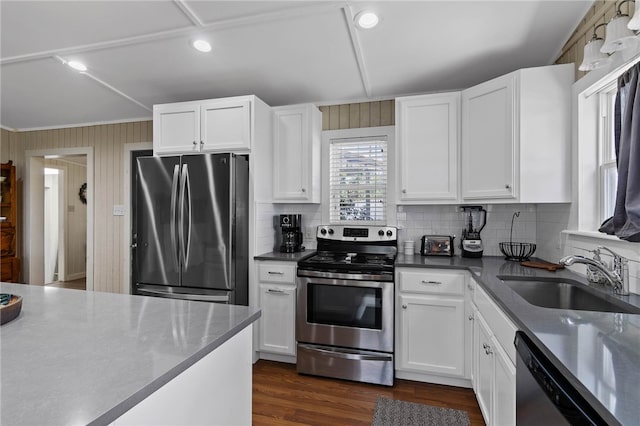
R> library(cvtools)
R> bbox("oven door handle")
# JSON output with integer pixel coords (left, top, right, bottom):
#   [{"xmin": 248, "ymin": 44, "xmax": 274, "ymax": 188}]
[{"xmin": 298, "ymin": 344, "xmax": 393, "ymax": 362}]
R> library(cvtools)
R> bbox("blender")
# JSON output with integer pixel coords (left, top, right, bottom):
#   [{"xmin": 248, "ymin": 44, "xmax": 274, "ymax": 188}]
[{"xmin": 460, "ymin": 206, "xmax": 487, "ymax": 258}]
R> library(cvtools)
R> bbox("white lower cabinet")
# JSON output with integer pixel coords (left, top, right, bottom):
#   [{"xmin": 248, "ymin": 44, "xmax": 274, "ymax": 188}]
[
  {"xmin": 474, "ymin": 309, "xmax": 494, "ymax": 423},
  {"xmin": 396, "ymin": 269, "xmax": 516, "ymax": 425},
  {"xmin": 472, "ymin": 286, "xmax": 517, "ymax": 426},
  {"xmin": 397, "ymin": 294, "xmax": 465, "ymax": 377},
  {"xmin": 257, "ymin": 262, "xmax": 296, "ymax": 359},
  {"xmin": 395, "ymin": 269, "xmax": 469, "ymax": 385}
]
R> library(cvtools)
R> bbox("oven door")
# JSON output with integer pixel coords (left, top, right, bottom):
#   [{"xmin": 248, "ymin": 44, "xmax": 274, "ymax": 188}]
[{"xmin": 296, "ymin": 274, "xmax": 393, "ymax": 353}]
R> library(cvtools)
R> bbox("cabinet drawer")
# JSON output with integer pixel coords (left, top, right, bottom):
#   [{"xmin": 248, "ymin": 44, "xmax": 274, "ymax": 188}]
[
  {"xmin": 475, "ymin": 286, "xmax": 518, "ymax": 364},
  {"xmin": 398, "ymin": 269, "xmax": 466, "ymax": 296},
  {"xmin": 258, "ymin": 263, "xmax": 296, "ymax": 284}
]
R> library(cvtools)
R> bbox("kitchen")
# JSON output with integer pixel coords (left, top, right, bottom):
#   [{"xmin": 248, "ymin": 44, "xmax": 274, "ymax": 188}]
[{"xmin": 1, "ymin": 1, "xmax": 640, "ymax": 425}]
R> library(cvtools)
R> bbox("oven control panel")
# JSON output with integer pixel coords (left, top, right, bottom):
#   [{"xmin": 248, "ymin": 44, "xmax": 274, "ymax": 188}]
[{"xmin": 317, "ymin": 225, "xmax": 397, "ymax": 242}]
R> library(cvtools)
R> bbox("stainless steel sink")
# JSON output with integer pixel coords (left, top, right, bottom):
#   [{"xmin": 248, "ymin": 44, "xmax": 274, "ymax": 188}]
[{"xmin": 500, "ymin": 278, "xmax": 640, "ymax": 314}]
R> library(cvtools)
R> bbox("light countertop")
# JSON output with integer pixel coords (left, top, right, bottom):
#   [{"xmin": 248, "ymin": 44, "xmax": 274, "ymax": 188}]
[{"xmin": 0, "ymin": 283, "xmax": 260, "ymax": 426}]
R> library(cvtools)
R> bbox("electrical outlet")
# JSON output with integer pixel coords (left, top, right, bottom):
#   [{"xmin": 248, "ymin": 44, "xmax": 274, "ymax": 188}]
[{"xmin": 113, "ymin": 205, "xmax": 125, "ymax": 216}]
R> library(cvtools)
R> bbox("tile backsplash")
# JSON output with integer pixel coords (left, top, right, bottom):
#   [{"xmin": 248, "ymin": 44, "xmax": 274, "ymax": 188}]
[
  {"xmin": 255, "ymin": 202, "xmax": 537, "ymax": 257},
  {"xmin": 254, "ymin": 203, "xmax": 322, "ymax": 254},
  {"xmin": 397, "ymin": 204, "xmax": 537, "ymax": 257}
]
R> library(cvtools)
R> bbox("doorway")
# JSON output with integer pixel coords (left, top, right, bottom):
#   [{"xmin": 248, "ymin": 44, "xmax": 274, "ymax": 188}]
[
  {"xmin": 25, "ymin": 148, "xmax": 93, "ymax": 290},
  {"xmin": 42, "ymin": 156, "xmax": 88, "ymax": 289}
]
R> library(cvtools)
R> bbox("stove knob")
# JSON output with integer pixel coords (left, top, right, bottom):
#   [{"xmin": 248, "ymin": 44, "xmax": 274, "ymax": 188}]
[
  {"xmin": 328, "ymin": 228, "xmax": 334, "ymax": 235},
  {"xmin": 386, "ymin": 230, "xmax": 393, "ymax": 237},
  {"xmin": 378, "ymin": 229, "xmax": 385, "ymax": 236},
  {"xmin": 320, "ymin": 228, "xmax": 327, "ymax": 235}
]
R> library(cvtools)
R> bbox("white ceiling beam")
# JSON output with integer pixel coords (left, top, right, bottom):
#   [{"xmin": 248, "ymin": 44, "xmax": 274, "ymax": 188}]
[
  {"xmin": 1, "ymin": 2, "xmax": 347, "ymax": 66},
  {"xmin": 173, "ymin": 0, "xmax": 204, "ymax": 27},
  {"xmin": 342, "ymin": 5, "xmax": 372, "ymax": 98},
  {"xmin": 52, "ymin": 55, "xmax": 151, "ymax": 112}
]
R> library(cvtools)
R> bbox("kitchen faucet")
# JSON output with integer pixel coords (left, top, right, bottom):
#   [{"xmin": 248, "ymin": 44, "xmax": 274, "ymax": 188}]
[{"xmin": 559, "ymin": 247, "xmax": 630, "ymax": 296}]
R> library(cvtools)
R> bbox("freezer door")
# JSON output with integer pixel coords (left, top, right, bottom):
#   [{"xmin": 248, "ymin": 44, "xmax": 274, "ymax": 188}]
[
  {"xmin": 135, "ymin": 156, "xmax": 181, "ymax": 286},
  {"xmin": 180, "ymin": 154, "xmax": 232, "ymax": 291}
]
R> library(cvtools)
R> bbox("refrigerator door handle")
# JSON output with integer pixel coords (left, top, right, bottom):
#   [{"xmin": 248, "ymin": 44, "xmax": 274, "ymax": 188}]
[
  {"xmin": 170, "ymin": 164, "xmax": 180, "ymax": 271},
  {"xmin": 178, "ymin": 163, "xmax": 190, "ymax": 269},
  {"xmin": 184, "ymin": 163, "xmax": 192, "ymax": 269}
]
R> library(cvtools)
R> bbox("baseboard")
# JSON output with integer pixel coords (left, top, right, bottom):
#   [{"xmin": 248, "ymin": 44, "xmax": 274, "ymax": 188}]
[
  {"xmin": 259, "ymin": 352, "xmax": 296, "ymax": 364},
  {"xmin": 395, "ymin": 370, "xmax": 472, "ymax": 388},
  {"xmin": 65, "ymin": 272, "xmax": 86, "ymax": 281}
]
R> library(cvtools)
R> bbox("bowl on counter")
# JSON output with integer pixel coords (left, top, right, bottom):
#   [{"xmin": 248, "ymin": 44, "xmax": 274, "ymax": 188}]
[{"xmin": 0, "ymin": 294, "xmax": 23, "ymax": 325}]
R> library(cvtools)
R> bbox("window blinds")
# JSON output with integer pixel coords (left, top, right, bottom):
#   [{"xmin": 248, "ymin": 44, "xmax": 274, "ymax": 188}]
[{"xmin": 329, "ymin": 138, "xmax": 387, "ymax": 223}]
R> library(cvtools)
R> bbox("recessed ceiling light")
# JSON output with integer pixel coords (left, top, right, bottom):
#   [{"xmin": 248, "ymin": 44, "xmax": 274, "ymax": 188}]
[
  {"xmin": 355, "ymin": 11, "xmax": 379, "ymax": 29},
  {"xmin": 67, "ymin": 61, "xmax": 87, "ymax": 72},
  {"xmin": 192, "ymin": 39, "xmax": 212, "ymax": 53}
]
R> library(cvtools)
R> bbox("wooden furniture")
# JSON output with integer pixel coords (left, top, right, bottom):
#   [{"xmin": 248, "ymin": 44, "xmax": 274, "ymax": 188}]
[{"xmin": 1, "ymin": 161, "xmax": 20, "ymax": 282}]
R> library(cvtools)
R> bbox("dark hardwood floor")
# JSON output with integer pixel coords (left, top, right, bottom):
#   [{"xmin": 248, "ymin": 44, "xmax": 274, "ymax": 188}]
[
  {"xmin": 253, "ymin": 360, "xmax": 485, "ymax": 426},
  {"xmin": 47, "ymin": 278, "xmax": 86, "ymax": 290}
]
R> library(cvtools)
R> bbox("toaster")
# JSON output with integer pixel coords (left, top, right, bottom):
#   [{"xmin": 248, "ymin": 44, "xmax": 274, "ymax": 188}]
[{"xmin": 420, "ymin": 235, "xmax": 455, "ymax": 257}]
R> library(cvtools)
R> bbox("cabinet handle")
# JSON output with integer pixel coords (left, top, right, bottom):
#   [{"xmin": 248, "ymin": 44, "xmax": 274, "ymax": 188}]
[
  {"xmin": 505, "ymin": 184, "xmax": 512, "ymax": 190},
  {"xmin": 402, "ymin": 189, "xmax": 407, "ymax": 194},
  {"xmin": 421, "ymin": 280, "xmax": 442, "ymax": 285},
  {"xmin": 482, "ymin": 343, "xmax": 488, "ymax": 350},
  {"xmin": 468, "ymin": 315, "xmax": 474, "ymax": 321},
  {"xmin": 402, "ymin": 304, "xmax": 408, "ymax": 309},
  {"xmin": 192, "ymin": 141, "xmax": 197, "ymax": 147},
  {"xmin": 467, "ymin": 284, "xmax": 473, "ymax": 291},
  {"xmin": 301, "ymin": 188, "xmax": 306, "ymax": 193},
  {"xmin": 267, "ymin": 289, "xmax": 287, "ymax": 295},
  {"xmin": 485, "ymin": 346, "xmax": 493, "ymax": 355},
  {"xmin": 268, "ymin": 271, "xmax": 284, "ymax": 275}
]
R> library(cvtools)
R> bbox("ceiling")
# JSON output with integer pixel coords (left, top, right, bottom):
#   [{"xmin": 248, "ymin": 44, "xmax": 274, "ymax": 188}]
[{"xmin": 1, "ymin": 1, "xmax": 593, "ymax": 131}]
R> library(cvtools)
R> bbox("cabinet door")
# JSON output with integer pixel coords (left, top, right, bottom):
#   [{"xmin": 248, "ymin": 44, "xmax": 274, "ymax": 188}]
[
  {"xmin": 493, "ymin": 337, "xmax": 516, "ymax": 426},
  {"xmin": 397, "ymin": 93, "xmax": 459, "ymax": 202},
  {"xmin": 475, "ymin": 309, "xmax": 493, "ymax": 426},
  {"xmin": 464, "ymin": 300, "xmax": 474, "ymax": 381},
  {"xmin": 398, "ymin": 294, "xmax": 465, "ymax": 377},
  {"xmin": 259, "ymin": 284, "xmax": 296, "ymax": 355},
  {"xmin": 272, "ymin": 105, "xmax": 320, "ymax": 202},
  {"xmin": 200, "ymin": 99, "xmax": 251, "ymax": 152},
  {"xmin": 461, "ymin": 74, "xmax": 516, "ymax": 200},
  {"xmin": 153, "ymin": 103, "xmax": 200, "ymax": 155}
]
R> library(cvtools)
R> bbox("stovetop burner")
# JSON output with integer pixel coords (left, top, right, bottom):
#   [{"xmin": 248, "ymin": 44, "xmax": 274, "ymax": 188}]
[{"xmin": 298, "ymin": 225, "xmax": 398, "ymax": 277}]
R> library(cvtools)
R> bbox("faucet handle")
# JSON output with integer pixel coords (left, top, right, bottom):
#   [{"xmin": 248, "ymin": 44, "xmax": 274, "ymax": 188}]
[{"xmin": 596, "ymin": 246, "xmax": 626, "ymax": 261}]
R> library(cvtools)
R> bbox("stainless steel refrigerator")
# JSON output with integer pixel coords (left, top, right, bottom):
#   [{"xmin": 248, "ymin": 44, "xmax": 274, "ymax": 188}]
[{"xmin": 132, "ymin": 153, "xmax": 249, "ymax": 305}]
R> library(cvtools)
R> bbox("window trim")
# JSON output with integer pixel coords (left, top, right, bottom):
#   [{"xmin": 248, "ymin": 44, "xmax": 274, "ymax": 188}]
[
  {"xmin": 597, "ymin": 82, "xmax": 617, "ymax": 225},
  {"xmin": 321, "ymin": 126, "xmax": 396, "ymax": 225}
]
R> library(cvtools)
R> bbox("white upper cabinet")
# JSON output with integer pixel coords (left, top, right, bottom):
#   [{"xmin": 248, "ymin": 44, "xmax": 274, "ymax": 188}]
[
  {"xmin": 153, "ymin": 95, "xmax": 265, "ymax": 155},
  {"xmin": 200, "ymin": 98, "xmax": 251, "ymax": 152},
  {"xmin": 272, "ymin": 104, "xmax": 321, "ymax": 203},
  {"xmin": 153, "ymin": 102, "xmax": 201, "ymax": 154},
  {"xmin": 461, "ymin": 64, "xmax": 573, "ymax": 203},
  {"xmin": 396, "ymin": 93, "xmax": 459, "ymax": 203}
]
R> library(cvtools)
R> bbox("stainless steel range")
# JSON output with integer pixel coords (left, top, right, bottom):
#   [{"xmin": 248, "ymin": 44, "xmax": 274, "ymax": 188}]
[{"xmin": 296, "ymin": 225, "xmax": 397, "ymax": 386}]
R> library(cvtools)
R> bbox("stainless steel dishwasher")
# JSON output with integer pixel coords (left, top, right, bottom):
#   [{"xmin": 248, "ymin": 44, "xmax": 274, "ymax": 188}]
[{"xmin": 514, "ymin": 332, "xmax": 609, "ymax": 425}]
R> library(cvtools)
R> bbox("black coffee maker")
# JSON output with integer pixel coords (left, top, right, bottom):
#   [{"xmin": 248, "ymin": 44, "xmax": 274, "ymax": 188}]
[{"xmin": 280, "ymin": 214, "xmax": 304, "ymax": 253}]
